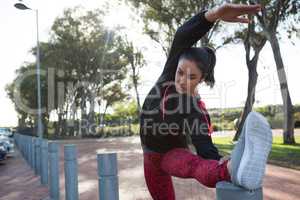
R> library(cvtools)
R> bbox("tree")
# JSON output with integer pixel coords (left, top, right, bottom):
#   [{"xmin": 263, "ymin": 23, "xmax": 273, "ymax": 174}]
[
  {"xmin": 112, "ymin": 99, "xmax": 139, "ymax": 119},
  {"xmin": 5, "ymin": 63, "xmax": 50, "ymax": 137},
  {"xmin": 119, "ymin": 38, "xmax": 145, "ymax": 116},
  {"xmin": 47, "ymin": 7, "xmax": 130, "ymax": 136},
  {"xmin": 97, "ymin": 83, "xmax": 128, "ymax": 125},
  {"xmin": 233, "ymin": 0, "xmax": 300, "ymax": 144},
  {"xmin": 7, "ymin": 7, "xmax": 131, "ymax": 138},
  {"xmin": 124, "ymin": 0, "xmax": 222, "ymax": 56},
  {"xmin": 233, "ymin": 16, "xmax": 267, "ymax": 141}
]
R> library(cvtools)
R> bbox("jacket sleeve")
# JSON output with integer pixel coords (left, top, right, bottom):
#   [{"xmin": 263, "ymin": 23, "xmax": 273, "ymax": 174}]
[
  {"xmin": 156, "ymin": 10, "xmax": 215, "ymax": 84},
  {"xmin": 183, "ymin": 111, "xmax": 222, "ymax": 160},
  {"xmin": 192, "ymin": 135, "xmax": 222, "ymax": 160}
]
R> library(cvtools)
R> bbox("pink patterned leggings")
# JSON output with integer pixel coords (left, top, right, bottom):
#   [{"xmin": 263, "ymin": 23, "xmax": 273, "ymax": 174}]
[{"xmin": 143, "ymin": 148, "xmax": 231, "ymax": 200}]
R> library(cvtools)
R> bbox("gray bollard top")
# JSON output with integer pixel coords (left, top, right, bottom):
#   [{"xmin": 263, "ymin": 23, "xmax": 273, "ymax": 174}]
[
  {"xmin": 41, "ymin": 140, "xmax": 48, "ymax": 149},
  {"xmin": 64, "ymin": 144, "xmax": 77, "ymax": 161},
  {"xmin": 97, "ymin": 153, "xmax": 118, "ymax": 176},
  {"xmin": 36, "ymin": 138, "xmax": 42, "ymax": 146},
  {"xmin": 48, "ymin": 142, "xmax": 59, "ymax": 153}
]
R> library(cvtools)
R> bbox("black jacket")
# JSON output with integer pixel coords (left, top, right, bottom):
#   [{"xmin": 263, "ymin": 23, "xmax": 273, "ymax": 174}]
[{"xmin": 139, "ymin": 10, "xmax": 222, "ymax": 160}]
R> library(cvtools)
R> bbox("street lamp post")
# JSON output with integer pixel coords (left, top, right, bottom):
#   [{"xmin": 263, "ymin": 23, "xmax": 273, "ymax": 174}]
[{"xmin": 14, "ymin": 2, "xmax": 43, "ymax": 138}]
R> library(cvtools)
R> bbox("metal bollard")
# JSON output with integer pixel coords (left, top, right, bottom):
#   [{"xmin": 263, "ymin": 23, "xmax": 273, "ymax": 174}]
[
  {"xmin": 41, "ymin": 139, "xmax": 49, "ymax": 185},
  {"xmin": 13, "ymin": 134, "xmax": 16, "ymax": 148},
  {"xmin": 23, "ymin": 136, "xmax": 26, "ymax": 160},
  {"xmin": 17, "ymin": 134, "xmax": 19, "ymax": 147},
  {"xmin": 16, "ymin": 134, "xmax": 19, "ymax": 150},
  {"xmin": 19, "ymin": 134, "xmax": 21, "ymax": 154},
  {"xmin": 216, "ymin": 181, "xmax": 263, "ymax": 200},
  {"xmin": 33, "ymin": 138, "xmax": 39, "ymax": 174},
  {"xmin": 23, "ymin": 136, "xmax": 26, "ymax": 161},
  {"xmin": 31, "ymin": 137, "xmax": 36, "ymax": 170},
  {"xmin": 24, "ymin": 136, "xmax": 26, "ymax": 158},
  {"xmin": 28, "ymin": 137, "xmax": 31, "ymax": 164},
  {"xmin": 64, "ymin": 144, "xmax": 79, "ymax": 200},
  {"xmin": 26, "ymin": 136, "xmax": 30, "ymax": 164},
  {"xmin": 97, "ymin": 153, "xmax": 119, "ymax": 200},
  {"xmin": 28, "ymin": 137, "xmax": 32, "ymax": 166},
  {"xmin": 14, "ymin": 134, "xmax": 18, "ymax": 148},
  {"xmin": 25, "ymin": 136, "xmax": 28, "ymax": 162},
  {"xmin": 35, "ymin": 138, "xmax": 42, "ymax": 175},
  {"xmin": 20, "ymin": 135, "xmax": 23, "ymax": 156},
  {"xmin": 17, "ymin": 134, "xmax": 19, "ymax": 150},
  {"xmin": 24, "ymin": 136, "xmax": 26, "ymax": 157},
  {"xmin": 22, "ymin": 135, "xmax": 24, "ymax": 156},
  {"xmin": 49, "ymin": 142, "xmax": 60, "ymax": 200}
]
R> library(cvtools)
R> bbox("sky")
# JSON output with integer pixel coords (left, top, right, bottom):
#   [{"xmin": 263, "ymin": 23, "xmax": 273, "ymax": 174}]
[{"xmin": 1, "ymin": 0, "xmax": 299, "ymax": 127}]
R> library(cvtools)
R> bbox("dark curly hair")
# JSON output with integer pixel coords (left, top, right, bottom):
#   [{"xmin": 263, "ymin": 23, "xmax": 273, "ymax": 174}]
[{"xmin": 179, "ymin": 46, "xmax": 216, "ymax": 88}]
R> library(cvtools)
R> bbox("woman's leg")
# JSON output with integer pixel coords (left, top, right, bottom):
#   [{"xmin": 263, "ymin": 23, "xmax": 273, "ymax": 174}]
[
  {"xmin": 161, "ymin": 148, "xmax": 231, "ymax": 188},
  {"xmin": 143, "ymin": 151, "xmax": 176, "ymax": 200}
]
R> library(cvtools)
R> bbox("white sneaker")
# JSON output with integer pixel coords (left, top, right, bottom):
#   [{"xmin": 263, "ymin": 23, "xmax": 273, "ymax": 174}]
[{"xmin": 230, "ymin": 112, "xmax": 273, "ymax": 190}]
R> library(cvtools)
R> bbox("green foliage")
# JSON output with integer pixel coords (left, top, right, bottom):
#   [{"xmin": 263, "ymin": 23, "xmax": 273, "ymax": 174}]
[
  {"xmin": 124, "ymin": 0, "xmax": 222, "ymax": 54},
  {"xmin": 208, "ymin": 105, "xmax": 300, "ymax": 131},
  {"xmin": 5, "ymin": 63, "xmax": 50, "ymax": 131},
  {"xmin": 6, "ymin": 7, "xmax": 140, "ymax": 136},
  {"xmin": 213, "ymin": 135, "xmax": 300, "ymax": 170},
  {"xmin": 294, "ymin": 112, "xmax": 300, "ymax": 121},
  {"xmin": 209, "ymin": 108, "xmax": 242, "ymax": 131},
  {"xmin": 112, "ymin": 99, "xmax": 138, "ymax": 119},
  {"xmin": 255, "ymin": 105, "xmax": 277, "ymax": 118}
]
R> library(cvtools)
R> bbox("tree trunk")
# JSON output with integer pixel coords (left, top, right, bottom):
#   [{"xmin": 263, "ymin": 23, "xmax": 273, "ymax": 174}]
[
  {"xmin": 18, "ymin": 114, "xmax": 27, "ymax": 128},
  {"xmin": 61, "ymin": 119, "xmax": 67, "ymax": 137},
  {"xmin": 42, "ymin": 114, "xmax": 49, "ymax": 139},
  {"xmin": 80, "ymin": 98, "xmax": 88, "ymax": 137},
  {"xmin": 102, "ymin": 103, "xmax": 109, "ymax": 123},
  {"xmin": 233, "ymin": 61, "xmax": 258, "ymax": 141},
  {"xmin": 88, "ymin": 98, "xmax": 96, "ymax": 135},
  {"xmin": 233, "ymin": 18, "xmax": 266, "ymax": 141},
  {"xmin": 57, "ymin": 112, "xmax": 63, "ymax": 136},
  {"xmin": 269, "ymin": 33, "xmax": 295, "ymax": 144},
  {"xmin": 132, "ymin": 74, "xmax": 141, "ymax": 117},
  {"xmin": 68, "ymin": 102, "xmax": 76, "ymax": 137}
]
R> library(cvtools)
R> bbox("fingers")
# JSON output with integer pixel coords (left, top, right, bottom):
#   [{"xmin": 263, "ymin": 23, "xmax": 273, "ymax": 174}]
[
  {"xmin": 230, "ymin": 3, "xmax": 261, "ymax": 12},
  {"xmin": 219, "ymin": 3, "xmax": 261, "ymax": 24},
  {"xmin": 218, "ymin": 155, "xmax": 231, "ymax": 164},
  {"xmin": 223, "ymin": 16, "xmax": 250, "ymax": 23},
  {"xmin": 225, "ymin": 3, "xmax": 261, "ymax": 16},
  {"xmin": 231, "ymin": 17, "xmax": 251, "ymax": 23},
  {"xmin": 236, "ymin": 8, "xmax": 261, "ymax": 17}
]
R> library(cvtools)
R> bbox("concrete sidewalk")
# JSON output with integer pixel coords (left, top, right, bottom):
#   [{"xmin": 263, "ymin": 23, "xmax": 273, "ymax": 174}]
[{"xmin": 0, "ymin": 150, "xmax": 49, "ymax": 200}]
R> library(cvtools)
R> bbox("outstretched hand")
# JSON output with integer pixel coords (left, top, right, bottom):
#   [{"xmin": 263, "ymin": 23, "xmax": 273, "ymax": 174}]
[
  {"xmin": 218, "ymin": 155, "xmax": 231, "ymax": 165},
  {"xmin": 205, "ymin": 3, "xmax": 261, "ymax": 23}
]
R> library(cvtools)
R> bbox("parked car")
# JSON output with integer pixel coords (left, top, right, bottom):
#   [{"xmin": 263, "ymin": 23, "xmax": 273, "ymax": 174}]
[
  {"xmin": 0, "ymin": 141, "xmax": 7, "ymax": 161},
  {"xmin": 0, "ymin": 135, "xmax": 14, "ymax": 154},
  {"xmin": 0, "ymin": 128, "xmax": 13, "ymax": 137}
]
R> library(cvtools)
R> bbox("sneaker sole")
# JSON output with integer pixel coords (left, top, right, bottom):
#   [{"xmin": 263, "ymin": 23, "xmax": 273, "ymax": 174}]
[{"xmin": 236, "ymin": 112, "xmax": 272, "ymax": 190}]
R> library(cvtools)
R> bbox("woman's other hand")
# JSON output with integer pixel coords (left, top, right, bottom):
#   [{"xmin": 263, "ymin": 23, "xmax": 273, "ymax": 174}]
[
  {"xmin": 205, "ymin": 3, "xmax": 261, "ymax": 23},
  {"xmin": 218, "ymin": 155, "xmax": 231, "ymax": 165}
]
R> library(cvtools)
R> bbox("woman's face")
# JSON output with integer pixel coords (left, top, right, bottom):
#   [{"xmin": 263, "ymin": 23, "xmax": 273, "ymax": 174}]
[{"xmin": 175, "ymin": 58, "xmax": 203, "ymax": 96}]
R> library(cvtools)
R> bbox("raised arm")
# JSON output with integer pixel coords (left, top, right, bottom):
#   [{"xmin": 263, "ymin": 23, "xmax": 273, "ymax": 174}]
[
  {"xmin": 156, "ymin": 10, "xmax": 214, "ymax": 83},
  {"xmin": 156, "ymin": 3, "xmax": 262, "ymax": 84}
]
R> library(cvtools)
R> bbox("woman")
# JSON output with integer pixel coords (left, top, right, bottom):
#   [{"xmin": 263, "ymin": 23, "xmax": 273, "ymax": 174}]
[{"xmin": 139, "ymin": 3, "xmax": 272, "ymax": 200}]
